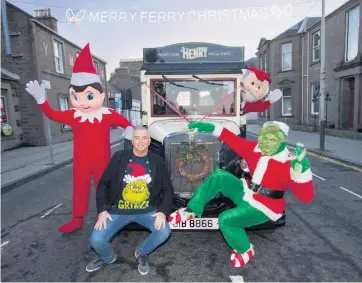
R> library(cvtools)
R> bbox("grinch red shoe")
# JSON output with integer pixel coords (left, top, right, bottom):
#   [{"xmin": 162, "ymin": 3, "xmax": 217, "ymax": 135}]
[
  {"xmin": 168, "ymin": 208, "xmax": 196, "ymax": 225},
  {"xmin": 230, "ymin": 245, "xmax": 255, "ymax": 267}
]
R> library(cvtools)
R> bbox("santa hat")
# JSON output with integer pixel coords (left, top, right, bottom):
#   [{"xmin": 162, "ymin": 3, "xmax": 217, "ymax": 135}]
[
  {"xmin": 263, "ymin": 121, "xmax": 289, "ymax": 137},
  {"xmin": 70, "ymin": 43, "xmax": 101, "ymax": 86},
  {"xmin": 123, "ymin": 163, "xmax": 152, "ymax": 184},
  {"xmin": 248, "ymin": 67, "xmax": 271, "ymax": 84}
]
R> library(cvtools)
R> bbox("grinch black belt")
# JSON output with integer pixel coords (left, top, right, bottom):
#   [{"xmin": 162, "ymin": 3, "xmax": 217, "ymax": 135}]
[{"xmin": 248, "ymin": 182, "xmax": 285, "ymax": 199}]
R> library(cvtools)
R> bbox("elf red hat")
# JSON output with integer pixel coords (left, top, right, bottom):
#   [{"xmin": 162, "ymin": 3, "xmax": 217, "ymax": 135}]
[
  {"xmin": 248, "ymin": 67, "xmax": 271, "ymax": 84},
  {"xmin": 70, "ymin": 43, "xmax": 100, "ymax": 86}
]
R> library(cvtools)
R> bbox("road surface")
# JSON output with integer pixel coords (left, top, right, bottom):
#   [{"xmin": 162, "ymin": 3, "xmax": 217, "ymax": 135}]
[{"xmin": 1, "ymin": 136, "xmax": 362, "ymax": 282}]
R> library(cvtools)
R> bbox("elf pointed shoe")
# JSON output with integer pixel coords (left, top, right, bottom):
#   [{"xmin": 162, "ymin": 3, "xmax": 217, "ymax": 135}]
[
  {"xmin": 58, "ymin": 217, "xmax": 84, "ymax": 233},
  {"xmin": 230, "ymin": 245, "xmax": 255, "ymax": 267},
  {"xmin": 168, "ymin": 208, "xmax": 196, "ymax": 225}
]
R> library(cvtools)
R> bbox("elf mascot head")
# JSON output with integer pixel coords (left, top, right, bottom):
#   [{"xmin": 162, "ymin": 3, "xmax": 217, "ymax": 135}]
[
  {"xmin": 68, "ymin": 43, "xmax": 106, "ymax": 116},
  {"xmin": 240, "ymin": 67, "xmax": 282, "ymax": 114}
]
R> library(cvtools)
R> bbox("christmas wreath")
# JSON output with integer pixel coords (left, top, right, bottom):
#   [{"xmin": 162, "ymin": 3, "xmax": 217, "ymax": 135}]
[{"xmin": 176, "ymin": 143, "xmax": 212, "ymax": 183}]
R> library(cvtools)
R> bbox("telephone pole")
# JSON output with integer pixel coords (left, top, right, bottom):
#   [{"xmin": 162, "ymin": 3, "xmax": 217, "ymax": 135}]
[{"xmin": 319, "ymin": 0, "xmax": 326, "ymax": 151}]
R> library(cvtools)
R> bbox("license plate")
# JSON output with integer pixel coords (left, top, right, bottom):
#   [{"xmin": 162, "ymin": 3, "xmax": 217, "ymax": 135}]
[{"xmin": 170, "ymin": 218, "xmax": 219, "ymax": 230}]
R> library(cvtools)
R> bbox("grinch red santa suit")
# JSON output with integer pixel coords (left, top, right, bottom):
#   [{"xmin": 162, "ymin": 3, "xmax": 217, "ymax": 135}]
[
  {"xmin": 25, "ymin": 43, "xmax": 134, "ymax": 233},
  {"xmin": 240, "ymin": 67, "xmax": 282, "ymax": 115},
  {"xmin": 168, "ymin": 120, "xmax": 315, "ymax": 267}
]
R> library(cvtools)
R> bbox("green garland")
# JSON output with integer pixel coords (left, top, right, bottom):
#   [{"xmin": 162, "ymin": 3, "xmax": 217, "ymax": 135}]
[{"xmin": 176, "ymin": 144, "xmax": 203, "ymax": 163}]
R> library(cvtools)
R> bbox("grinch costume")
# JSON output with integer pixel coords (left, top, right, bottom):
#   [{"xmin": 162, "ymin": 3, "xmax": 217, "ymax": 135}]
[
  {"xmin": 25, "ymin": 44, "xmax": 134, "ymax": 233},
  {"xmin": 168, "ymin": 121, "xmax": 314, "ymax": 267}
]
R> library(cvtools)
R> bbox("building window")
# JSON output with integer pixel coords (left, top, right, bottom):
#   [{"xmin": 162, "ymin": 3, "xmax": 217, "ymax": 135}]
[
  {"xmin": 281, "ymin": 88, "xmax": 292, "ymax": 116},
  {"xmin": 345, "ymin": 5, "xmax": 360, "ymax": 61},
  {"xmin": 93, "ymin": 60, "xmax": 99, "ymax": 74},
  {"xmin": 311, "ymin": 82, "xmax": 320, "ymax": 115},
  {"xmin": 259, "ymin": 54, "xmax": 264, "ymax": 70},
  {"xmin": 53, "ymin": 40, "xmax": 64, "ymax": 74},
  {"xmin": 312, "ymin": 31, "xmax": 320, "ymax": 62},
  {"xmin": 1, "ymin": 91, "xmax": 9, "ymax": 123},
  {"xmin": 264, "ymin": 52, "xmax": 268, "ymax": 72},
  {"xmin": 59, "ymin": 96, "xmax": 70, "ymax": 129},
  {"xmin": 281, "ymin": 43, "xmax": 292, "ymax": 71}
]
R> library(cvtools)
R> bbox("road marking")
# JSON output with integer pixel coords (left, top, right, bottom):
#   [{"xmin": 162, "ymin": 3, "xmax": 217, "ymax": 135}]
[
  {"xmin": 230, "ymin": 275, "xmax": 245, "ymax": 282},
  {"xmin": 111, "ymin": 142, "xmax": 121, "ymax": 148},
  {"xmin": 41, "ymin": 204, "xmax": 63, "ymax": 218},
  {"xmin": 313, "ymin": 173, "xmax": 326, "ymax": 181},
  {"xmin": 305, "ymin": 151, "xmax": 362, "ymax": 173},
  {"xmin": 1, "ymin": 241, "xmax": 9, "ymax": 249},
  {"xmin": 340, "ymin": 187, "xmax": 362, "ymax": 200},
  {"xmin": 65, "ymin": 164, "xmax": 72, "ymax": 167}
]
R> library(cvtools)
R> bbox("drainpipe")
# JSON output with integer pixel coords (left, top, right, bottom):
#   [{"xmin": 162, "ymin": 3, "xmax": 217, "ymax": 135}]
[
  {"xmin": 306, "ymin": 31, "xmax": 310, "ymax": 126},
  {"xmin": 2, "ymin": 0, "xmax": 12, "ymax": 54},
  {"xmin": 301, "ymin": 32, "xmax": 304, "ymax": 125}
]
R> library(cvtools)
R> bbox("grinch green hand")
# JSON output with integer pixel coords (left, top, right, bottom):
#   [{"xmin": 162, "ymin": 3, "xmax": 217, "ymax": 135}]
[
  {"xmin": 291, "ymin": 143, "xmax": 310, "ymax": 174},
  {"xmin": 188, "ymin": 121, "xmax": 215, "ymax": 132}
]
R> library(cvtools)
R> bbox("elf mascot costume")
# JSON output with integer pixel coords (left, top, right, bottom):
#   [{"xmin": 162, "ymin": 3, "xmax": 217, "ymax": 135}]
[
  {"xmin": 168, "ymin": 121, "xmax": 315, "ymax": 267},
  {"xmin": 25, "ymin": 43, "xmax": 134, "ymax": 233},
  {"xmin": 240, "ymin": 67, "xmax": 282, "ymax": 115}
]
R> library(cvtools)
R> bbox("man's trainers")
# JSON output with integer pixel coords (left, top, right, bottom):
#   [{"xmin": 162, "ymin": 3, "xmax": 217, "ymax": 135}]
[
  {"xmin": 135, "ymin": 249, "xmax": 149, "ymax": 275},
  {"xmin": 86, "ymin": 253, "xmax": 116, "ymax": 272}
]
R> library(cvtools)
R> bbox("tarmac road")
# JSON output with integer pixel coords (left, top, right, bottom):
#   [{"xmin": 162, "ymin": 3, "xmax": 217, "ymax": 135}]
[{"xmin": 1, "ymin": 135, "xmax": 362, "ymax": 282}]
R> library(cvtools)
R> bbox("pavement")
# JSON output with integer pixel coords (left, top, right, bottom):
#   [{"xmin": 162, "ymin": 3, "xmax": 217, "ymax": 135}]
[
  {"xmin": 1, "ymin": 134, "xmax": 362, "ymax": 282},
  {"xmin": 1, "ymin": 128, "xmax": 125, "ymax": 194},
  {"xmin": 247, "ymin": 124, "xmax": 362, "ymax": 167}
]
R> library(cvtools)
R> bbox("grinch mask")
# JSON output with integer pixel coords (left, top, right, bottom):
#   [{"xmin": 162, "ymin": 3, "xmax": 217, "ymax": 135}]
[
  {"xmin": 69, "ymin": 83, "xmax": 105, "ymax": 113},
  {"xmin": 240, "ymin": 70, "xmax": 270, "ymax": 103},
  {"xmin": 258, "ymin": 124, "xmax": 286, "ymax": 156}
]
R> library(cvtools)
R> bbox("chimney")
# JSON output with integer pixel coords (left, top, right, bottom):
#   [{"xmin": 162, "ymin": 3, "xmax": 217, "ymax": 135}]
[{"xmin": 34, "ymin": 8, "xmax": 58, "ymax": 33}]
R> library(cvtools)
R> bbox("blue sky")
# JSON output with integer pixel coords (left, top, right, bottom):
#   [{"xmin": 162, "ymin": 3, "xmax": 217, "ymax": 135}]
[{"xmin": 9, "ymin": 0, "xmax": 350, "ymax": 79}]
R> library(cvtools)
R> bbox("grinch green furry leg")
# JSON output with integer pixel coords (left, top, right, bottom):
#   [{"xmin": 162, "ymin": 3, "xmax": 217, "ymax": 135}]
[
  {"xmin": 187, "ymin": 169, "xmax": 245, "ymax": 217},
  {"xmin": 218, "ymin": 201, "xmax": 269, "ymax": 254}
]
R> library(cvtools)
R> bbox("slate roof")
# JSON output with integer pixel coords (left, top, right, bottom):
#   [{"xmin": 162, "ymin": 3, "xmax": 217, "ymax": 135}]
[{"xmin": 274, "ymin": 17, "xmax": 321, "ymax": 39}]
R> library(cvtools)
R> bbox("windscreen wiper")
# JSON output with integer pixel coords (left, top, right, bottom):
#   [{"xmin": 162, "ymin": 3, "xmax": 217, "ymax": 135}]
[
  {"xmin": 162, "ymin": 75, "xmax": 198, "ymax": 91},
  {"xmin": 192, "ymin": 75, "xmax": 225, "ymax": 86}
]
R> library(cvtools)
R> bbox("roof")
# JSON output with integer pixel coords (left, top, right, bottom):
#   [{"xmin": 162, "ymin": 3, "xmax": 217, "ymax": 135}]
[
  {"xmin": 274, "ymin": 17, "xmax": 320, "ymax": 39},
  {"xmin": 5, "ymin": 1, "xmax": 107, "ymax": 64},
  {"xmin": 1, "ymin": 68, "xmax": 20, "ymax": 81}
]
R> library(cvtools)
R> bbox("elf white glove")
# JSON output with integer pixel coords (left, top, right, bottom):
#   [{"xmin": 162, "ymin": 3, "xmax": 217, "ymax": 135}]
[
  {"xmin": 25, "ymin": 80, "xmax": 46, "ymax": 104},
  {"xmin": 122, "ymin": 126, "xmax": 134, "ymax": 141},
  {"xmin": 267, "ymin": 89, "xmax": 282, "ymax": 103}
]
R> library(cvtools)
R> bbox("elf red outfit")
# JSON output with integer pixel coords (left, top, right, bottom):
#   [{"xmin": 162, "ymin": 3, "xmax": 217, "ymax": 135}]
[{"xmin": 25, "ymin": 44, "xmax": 134, "ymax": 233}]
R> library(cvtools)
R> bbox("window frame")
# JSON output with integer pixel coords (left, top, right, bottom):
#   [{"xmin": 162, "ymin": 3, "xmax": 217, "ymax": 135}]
[
  {"xmin": 311, "ymin": 82, "xmax": 320, "ymax": 115},
  {"xmin": 345, "ymin": 5, "xmax": 360, "ymax": 62},
  {"xmin": 53, "ymin": 39, "xmax": 64, "ymax": 74},
  {"xmin": 312, "ymin": 30, "xmax": 320, "ymax": 62},
  {"xmin": 281, "ymin": 42, "xmax": 292, "ymax": 71},
  {"xmin": 59, "ymin": 95, "xmax": 71, "ymax": 130},
  {"xmin": 281, "ymin": 87, "xmax": 292, "ymax": 116}
]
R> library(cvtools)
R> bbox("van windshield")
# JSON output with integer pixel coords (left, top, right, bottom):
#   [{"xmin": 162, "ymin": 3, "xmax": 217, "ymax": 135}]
[{"xmin": 150, "ymin": 79, "xmax": 236, "ymax": 117}]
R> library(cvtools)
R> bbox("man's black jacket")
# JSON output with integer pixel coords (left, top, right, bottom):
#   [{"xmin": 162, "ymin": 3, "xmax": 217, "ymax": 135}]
[{"xmin": 96, "ymin": 149, "xmax": 174, "ymax": 217}]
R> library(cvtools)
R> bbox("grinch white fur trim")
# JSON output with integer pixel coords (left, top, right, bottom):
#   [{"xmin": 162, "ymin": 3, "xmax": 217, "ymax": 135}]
[
  {"xmin": 253, "ymin": 145, "xmax": 289, "ymax": 162},
  {"xmin": 123, "ymin": 174, "xmax": 151, "ymax": 184},
  {"xmin": 242, "ymin": 179, "xmax": 283, "ymax": 222},
  {"xmin": 251, "ymin": 156, "xmax": 270, "ymax": 185},
  {"xmin": 73, "ymin": 107, "xmax": 111, "ymax": 123},
  {"xmin": 290, "ymin": 168, "xmax": 313, "ymax": 183},
  {"xmin": 212, "ymin": 125, "xmax": 223, "ymax": 138},
  {"xmin": 71, "ymin": 72, "xmax": 101, "ymax": 86}
]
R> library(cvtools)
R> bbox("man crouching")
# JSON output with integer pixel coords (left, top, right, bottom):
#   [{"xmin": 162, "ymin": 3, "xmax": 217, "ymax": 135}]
[{"xmin": 86, "ymin": 126, "xmax": 174, "ymax": 275}]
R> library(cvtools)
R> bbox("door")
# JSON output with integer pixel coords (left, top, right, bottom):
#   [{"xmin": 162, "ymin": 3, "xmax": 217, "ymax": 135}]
[{"xmin": 348, "ymin": 78, "xmax": 355, "ymax": 129}]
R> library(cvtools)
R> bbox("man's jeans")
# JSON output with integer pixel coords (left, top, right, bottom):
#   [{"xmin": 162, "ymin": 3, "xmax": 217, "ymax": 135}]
[{"xmin": 89, "ymin": 211, "xmax": 171, "ymax": 262}]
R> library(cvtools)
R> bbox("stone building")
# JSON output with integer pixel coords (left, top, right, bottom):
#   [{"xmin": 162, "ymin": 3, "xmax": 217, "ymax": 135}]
[
  {"xmin": 256, "ymin": 0, "xmax": 362, "ymax": 135},
  {"xmin": 1, "ymin": 1, "xmax": 108, "ymax": 150}
]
